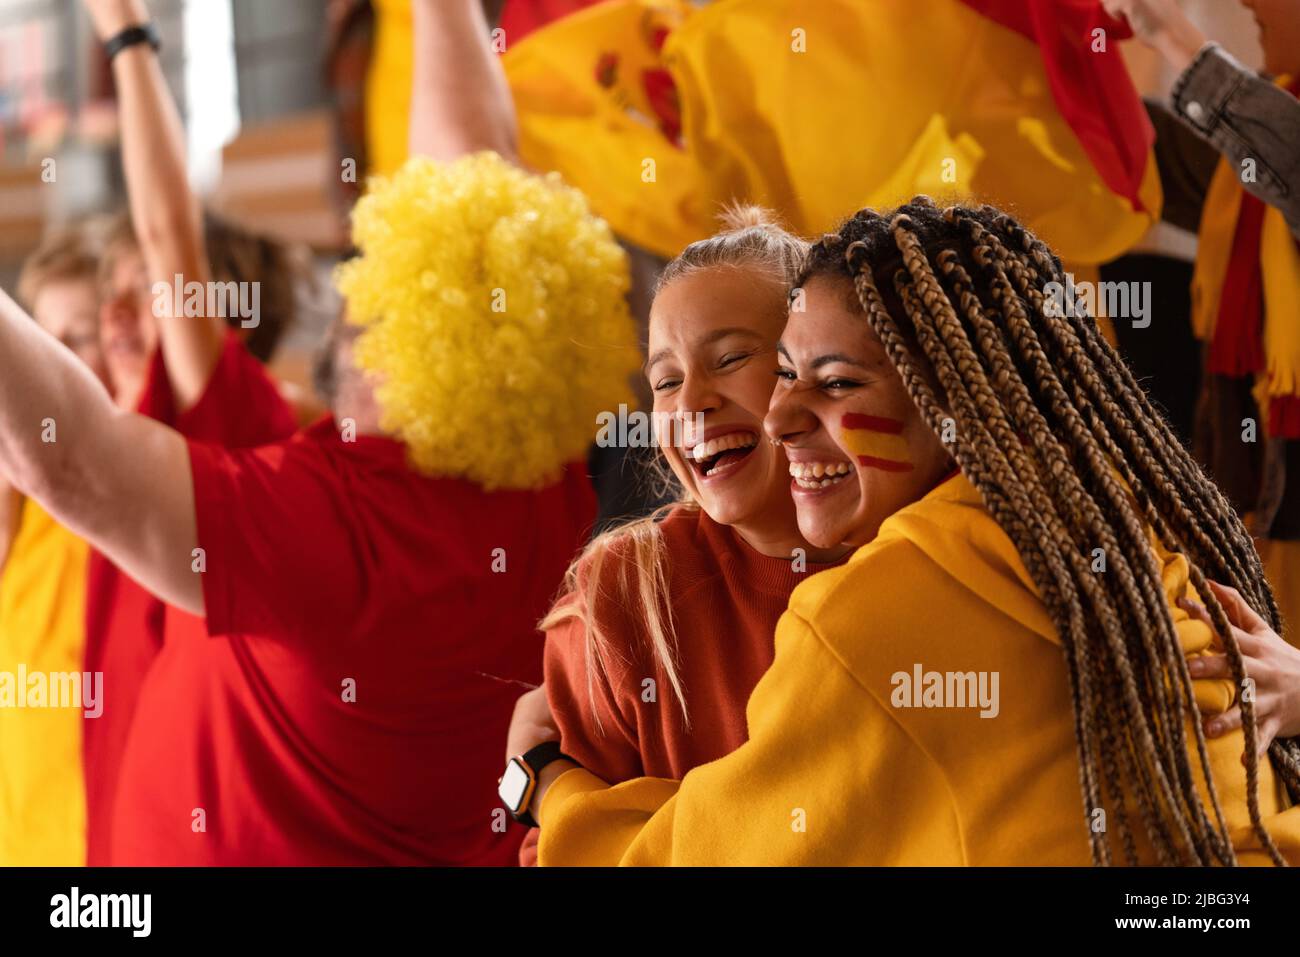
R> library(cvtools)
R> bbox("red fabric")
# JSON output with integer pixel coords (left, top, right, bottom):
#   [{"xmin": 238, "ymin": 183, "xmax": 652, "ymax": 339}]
[
  {"xmin": 500, "ymin": 0, "xmax": 602, "ymax": 45},
  {"xmin": 1206, "ymin": 77, "xmax": 1300, "ymax": 438},
  {"xmin": 83, "ymin": 332, "xmax": 296, "ymax": 865},
  {"xmin": 528, "ymin": 506, "xmax": 846, "ymax": 862},
  {"xmin": 1208, "ymin": 195, "xmax": 1268, "ymax": 377},
  {"xmin": 109, "ymin": 419, "xmax": 595, "ymax": 865},
  {"xmin": 546, "ymin": 505, "xmax": 829, "ymax": 782},
  {"xmin": 81, "ymin": 563, "xmax": 163, "ymax": 867},
  {"xmin": 959, "ymin": 0, "xmax": 1152, "ymax": 211},
  {"xmin": 1271, "ymin": 396, "xmax": 1300, "ymax": 439},
  {"xmin": 641, "ymin": 68, "xmax": 682, "ymax": 146},
  {"xmin": 139, "ymin": 331, "xmax": 298, "ymax": 441}
]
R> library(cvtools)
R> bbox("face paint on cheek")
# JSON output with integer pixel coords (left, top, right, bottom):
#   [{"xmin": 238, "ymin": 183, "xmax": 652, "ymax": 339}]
[{"xmin": 840, "ymin": 413, "xmax": 914, "ymax": 473}]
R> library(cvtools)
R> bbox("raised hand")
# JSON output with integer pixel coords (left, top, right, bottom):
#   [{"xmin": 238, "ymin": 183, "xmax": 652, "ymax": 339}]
[{"xmin": 1101, "ymin": 0, "xmax": 1208, "ymax": 71}]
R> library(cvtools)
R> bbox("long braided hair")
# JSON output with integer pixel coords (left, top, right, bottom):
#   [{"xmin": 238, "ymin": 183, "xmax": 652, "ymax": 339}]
[{"xmin": 796, "ymin": 197, "xmax": 1300, "ymax": 866}]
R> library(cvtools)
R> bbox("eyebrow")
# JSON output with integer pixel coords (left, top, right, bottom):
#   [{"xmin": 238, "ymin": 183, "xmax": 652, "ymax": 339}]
[
  {"xmin": 645, "ymin": 326, "xmax": 764, "ymax": 374},
  {"xmin": 776, "ymin": 342, "xmax": 871, "ymax": 370}
]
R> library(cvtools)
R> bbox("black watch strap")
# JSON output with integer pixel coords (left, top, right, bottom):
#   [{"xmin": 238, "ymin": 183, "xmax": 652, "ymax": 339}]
[
  {"xmin": 105, "ymin": 23, "xmax": 162, "ymax": 62},
  {"xmin": 522, "ymin": 740, "xmax": 574, "ymax": 775},
  {"xmin": 514, "ymin": 741, "xmax": 577, "ymax": 828}
]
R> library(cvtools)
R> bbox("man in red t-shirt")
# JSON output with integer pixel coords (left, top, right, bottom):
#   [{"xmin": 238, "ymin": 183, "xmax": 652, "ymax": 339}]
[
  {"xmin": 0, "ymin": 0, "xmax": 637, "ymax": 865},
  {"xmin": 113, "ymin": 417, "xmax": 596, "ymax": 864}
]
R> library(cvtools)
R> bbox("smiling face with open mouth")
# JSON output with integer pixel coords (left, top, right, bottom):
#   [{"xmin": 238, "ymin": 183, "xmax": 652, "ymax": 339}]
[
  {"xmin": 765, "ymin": 275, "xmax": 955, "ymax": 549},
  {"xmin": 647, "ymin": 266, "xmax": 804, "ymax": 545}
]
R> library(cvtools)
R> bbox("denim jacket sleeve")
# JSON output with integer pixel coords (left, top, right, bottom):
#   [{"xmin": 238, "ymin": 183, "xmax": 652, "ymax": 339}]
[{"xmin": 1149, "ymin": 42, "xmax": 1300, "ymax": 239}]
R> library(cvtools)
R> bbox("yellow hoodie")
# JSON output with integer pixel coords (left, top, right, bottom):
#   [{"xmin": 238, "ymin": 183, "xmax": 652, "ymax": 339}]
[
  {"xmin": 538, "ymin": 474, "xmax": 1300, "ymax": 865},
  {"xmin": 0, "ymin": 499, "xmax": 89, "ymax": 866}
]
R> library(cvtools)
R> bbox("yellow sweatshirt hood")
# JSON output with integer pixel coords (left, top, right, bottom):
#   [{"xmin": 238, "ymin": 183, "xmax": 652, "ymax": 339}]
[{"xmin": 872, "ymin": 473, "xmax": 1232, "ymax": 712}]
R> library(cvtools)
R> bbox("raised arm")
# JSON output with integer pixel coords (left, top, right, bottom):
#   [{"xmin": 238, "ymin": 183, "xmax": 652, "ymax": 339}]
[
  {"xmin": 408, "ymin": 0, "xmax": 518, "ymax": 163},
  {"xmin": 0, "ymin": 287, "xmax": 201, "ymax": 615},
  {"xmin": 1105, "ymin": 0, "xmax": 1300, "ymax": 235},
  {"xmin": 83, "ymin": 0, "xmax": 224, "ymax": 409}
]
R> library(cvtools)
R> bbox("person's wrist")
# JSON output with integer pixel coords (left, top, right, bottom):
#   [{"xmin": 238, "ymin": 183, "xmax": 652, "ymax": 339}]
[
  {"xmin": 89, "ymin": 0, "xmax": 150, "ymax": 42},
  {"xmin": 1155, "ymin": 21, "xmax": 1208, "ymax": 74}
]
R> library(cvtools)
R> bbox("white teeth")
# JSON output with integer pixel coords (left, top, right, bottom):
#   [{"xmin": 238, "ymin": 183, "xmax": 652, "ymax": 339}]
[
  {"xmin": 787, "ymin": 462, "xmax": 851, "ymax": 479},
  {"xmin": 690, "ymin": 431, "xmax": 758, "ymax": 462},
  {"xmin": 788, "ymin": 461, "xmax": 853, "ymax": 489},
  {"xmin": 794, "ymin": 473, "xmax": 848, "ymax": 490}
]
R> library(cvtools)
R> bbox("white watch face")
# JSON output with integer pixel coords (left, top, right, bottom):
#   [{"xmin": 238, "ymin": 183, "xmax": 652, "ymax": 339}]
[{"xmin": 499, "ymin": 758, "xmax": 532, "ymax": 813}]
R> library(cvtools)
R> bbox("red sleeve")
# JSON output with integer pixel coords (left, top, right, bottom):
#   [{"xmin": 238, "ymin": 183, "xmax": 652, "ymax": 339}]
[
  {"xmin": 188, "ymin": 437, "xmax": 366, "ymax": 640},
  {"xmin": 134, "ymin": 347, "xmax": 177, "ymax": 422},
  {"xmin": 543, "ymin": 602, "xmax": 645, "ymax": 785},
  {"xmin": 136, "ymin": 332, "xmax": 297, "ymax": 446}
]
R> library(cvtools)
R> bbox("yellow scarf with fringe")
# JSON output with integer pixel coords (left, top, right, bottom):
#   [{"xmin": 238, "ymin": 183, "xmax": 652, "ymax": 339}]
[{"xmin": 1190, "ymin": 74, "xmax": 1300, "ymax": 435}]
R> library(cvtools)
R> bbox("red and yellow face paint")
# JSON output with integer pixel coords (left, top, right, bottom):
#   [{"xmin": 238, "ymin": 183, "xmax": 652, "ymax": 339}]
[{"xmin": 840, "ymin": 413, "xmax": 913, "ymax": 473}]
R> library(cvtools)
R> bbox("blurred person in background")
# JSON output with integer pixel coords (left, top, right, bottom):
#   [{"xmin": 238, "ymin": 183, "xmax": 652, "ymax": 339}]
[
  {"xmin": 79, "ymin": 0, "xmax": 306, "ymax": 865},
  {"xmin": 0, "ymin": 225, "xmax": 107, "ymax": 866},
  {"xmin": 0, "ymin": 0, "xmax": 636, "ymax": 865},
  {"xmin": 1106, "ymin": 0, "xmax": 1300, "ymax": 635},
  {"xmin": 0, "ymin": 0, "xmax": 312, "ymax": 863},
  {"xmin": 323, "ymin": 0, "xmax": 374, "ymax": 220}
]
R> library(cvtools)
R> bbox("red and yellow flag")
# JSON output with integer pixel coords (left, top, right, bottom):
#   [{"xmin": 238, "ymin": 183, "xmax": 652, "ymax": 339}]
[
  {"xmin": 366, "ymin": 0, "xmax": 1161, "ymax": 267},
  {"xmin": 366, "ymin": 0, "xmax": 603, "ymax": 177},
  {"xmin": 840, "ymin": 413, "xmax": 914, "ymax": 473},
  {"xmin": 498, "ymin": 0, "xmax": 1161, "ymax": 264}
]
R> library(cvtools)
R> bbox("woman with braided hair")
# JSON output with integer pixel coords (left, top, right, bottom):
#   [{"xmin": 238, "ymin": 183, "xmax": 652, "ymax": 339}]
[{"xmin": 512, "ymin": 197, "xmax": 1300, "ymax": 866}]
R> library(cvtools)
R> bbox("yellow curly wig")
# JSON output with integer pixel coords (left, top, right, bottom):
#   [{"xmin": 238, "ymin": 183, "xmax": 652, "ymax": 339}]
[{"xmin": 335, "ymin": 152, "xmax": 641, "ymax": 490}]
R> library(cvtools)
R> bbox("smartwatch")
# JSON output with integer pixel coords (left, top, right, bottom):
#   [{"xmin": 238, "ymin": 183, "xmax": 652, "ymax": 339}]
[
  {"xmin": 104, "ymin": 23, "xmax": 162, "ymax": 62},
  {"xmin": 499, "ymin": 741, "xmax": 577, "ymax": 828}
]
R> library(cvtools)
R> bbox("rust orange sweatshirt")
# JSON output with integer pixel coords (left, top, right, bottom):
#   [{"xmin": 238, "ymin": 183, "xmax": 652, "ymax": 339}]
[{"xmin": 545, "ymin": 504, "xmax": 845, "ymax": 780}]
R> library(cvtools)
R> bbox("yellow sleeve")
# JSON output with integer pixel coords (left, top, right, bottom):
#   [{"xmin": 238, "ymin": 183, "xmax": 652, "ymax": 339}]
[{"xmin": 537, "ymin": 607, "xmax": 962, "ymax": 866}]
